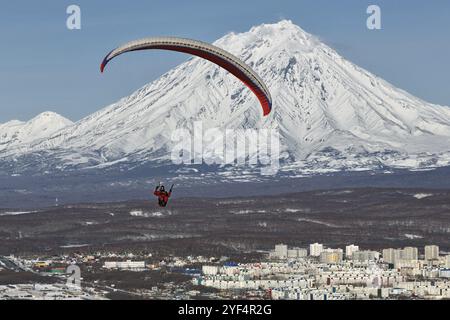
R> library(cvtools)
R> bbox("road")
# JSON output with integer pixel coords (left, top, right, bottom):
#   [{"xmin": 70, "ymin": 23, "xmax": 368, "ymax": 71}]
[{"xmin": 0, "ymin": 256, "xmax": 27, "ymax": 272}]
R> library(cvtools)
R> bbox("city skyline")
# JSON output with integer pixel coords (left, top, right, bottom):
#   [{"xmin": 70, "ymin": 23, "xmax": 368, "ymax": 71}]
[{"xmin": 2, "ymin": 241, "xmax": 449, "ymax": 300}]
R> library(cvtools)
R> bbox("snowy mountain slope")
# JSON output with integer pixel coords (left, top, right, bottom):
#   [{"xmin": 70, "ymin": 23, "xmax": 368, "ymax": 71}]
[
  {"xmin": 0, "ymin": 112, "xmax": 73, "ymax": 153},
  {"xmin": 2, "ymin": 20, "xmax": 450, "ymax": 174}
]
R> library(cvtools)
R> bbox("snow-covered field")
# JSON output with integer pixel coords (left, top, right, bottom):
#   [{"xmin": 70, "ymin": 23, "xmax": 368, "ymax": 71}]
[
  {"xmin": 129, "ymin": 210, "xmax": 169, "ymax": 218},
  {"xmin": 413, "ymin": 193, "xmax": 433, "ymax": 200},
  {"xmin": 0, "ymin": 210, "xmax": 39, "ymax": 216}
]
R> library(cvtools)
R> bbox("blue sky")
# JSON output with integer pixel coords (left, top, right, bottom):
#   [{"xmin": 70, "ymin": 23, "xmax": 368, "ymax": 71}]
[{"xmin": 0, "ymin": 0, "xmax": 449, "ymax": 122}]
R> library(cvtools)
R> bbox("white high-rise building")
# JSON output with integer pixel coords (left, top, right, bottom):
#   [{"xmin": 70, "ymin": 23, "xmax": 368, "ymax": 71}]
[
  {"xmin": 382, "ymin": 248, "xmax": 402, "ymax": 264},
  {"xmin": 297, "ymin": 248, "xmax": 308, "ymax": 258},
  {"xmin": 345, "ymin": 245, "xmax": 359, "ymax": 259},
  {"xmin": 383, "ymin": 247, "xmax": 418, "ymax": 264},
  {"xmin": 274, "ymin": 244, "xmax": 288, "ymax": 259},
  {"xmin": 402, "ymin": 247, "xmax": 418, "ymax": 261},
  {"xmin": 202, "ymin": 265, "xmax": 219, "ymax": 275},
  {"xmin": 287, "ymin": 248, "xmax": 308, "ymax": 258},
  {"xmin": 287, "ymin": 249, "xmax": 298, "ymax": 258},
  {"xmin": 309, "ymin": 243, "xmax": 324, "ymax": 257},
  {"xmin": 383, "ymin": 249, "xmax": 394, "ymax": 264},
  {"xmin": 352, "ymin": 251, "xmax": 380, "ymax": 262},
  {"xmin": 320, "ymin": 249, "xmax": 343, "ymax": 264},
  {"xmin": 425, "ymin": 245, "xmax": 439, "ymax": 260},
  {"xmin": 103, "ymin": 260, "xmax": 146, "ymax": 270}
]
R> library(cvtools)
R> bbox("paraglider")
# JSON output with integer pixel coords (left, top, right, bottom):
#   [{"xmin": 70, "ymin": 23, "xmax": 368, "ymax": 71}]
[
  {"xmin": 100, "ymin": 36, "xmax": 272, "ymax": 116},
  {"xmin": 154, "ymin": 183, "xmax": 174, "ymax": 207},
  {"xmin": 100, "ymin": 37, "xmax": 272, "ymax": 207}
]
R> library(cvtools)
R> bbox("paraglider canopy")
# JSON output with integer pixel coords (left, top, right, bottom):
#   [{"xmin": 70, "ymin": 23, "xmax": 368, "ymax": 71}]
[{"xmin": 100, "ymin": 37, "xmax": 272, "ymax": 116}]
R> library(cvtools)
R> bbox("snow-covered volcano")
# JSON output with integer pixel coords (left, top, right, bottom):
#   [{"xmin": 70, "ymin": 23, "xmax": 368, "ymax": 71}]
[
  {"xmin": 0, "ymin": 112, "xmax": 72, "ymax": 152},
  {"xmin": 2, "ymin": 20, "xmax": 450, "ymax": 175}
]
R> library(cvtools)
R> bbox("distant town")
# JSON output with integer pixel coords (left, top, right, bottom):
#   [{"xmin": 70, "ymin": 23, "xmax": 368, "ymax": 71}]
[
  {"xmin": 196, "ymin": 243, "xmax": 450, "ymax": 300},
  {"xmin": 1, "ymin": 243, "xmax": 449, "ymax": 300}
]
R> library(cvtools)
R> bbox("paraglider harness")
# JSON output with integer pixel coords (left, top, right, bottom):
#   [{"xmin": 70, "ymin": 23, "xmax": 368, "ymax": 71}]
[{"xmin": 154, "ymin": 184, "xmax": 173, "ymax": 207}]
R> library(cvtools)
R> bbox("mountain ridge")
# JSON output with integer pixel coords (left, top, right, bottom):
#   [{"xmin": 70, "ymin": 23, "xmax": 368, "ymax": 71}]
[
  {"xmin": 0, "ymin": 111, "xmax": 73, "ymax": 153},
  {"xmin": 2, "ymin": 20, "xmax": 450, "ymax": 175}
]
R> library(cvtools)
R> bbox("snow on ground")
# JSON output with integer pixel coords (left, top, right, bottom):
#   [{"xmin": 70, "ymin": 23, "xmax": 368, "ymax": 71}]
[
  {"xmin": 404, "ymin": 234, "xmax": 424, "ymax": 240},
  {"xmin": 285, "ymin": 208, "xmax": 302, "ymax": 213},
  {"xmin": 0, "ymin": 210, "xmax": 38, "ymax": 216},
  {"xmin": 230, "ymin": 209, "xmax": 254, "ymax": 215},
  {"xmin": 413, "ymin": 193, "xmax": 433, "ymax": 200},
  {"xmin": 257, "ymin": 222, "xmax": 268, "ymax": 228},
  {"xmin": 230, "ymin": 209, "xmax": 267, "ymax": 215},
  {"xmin": 59, "ymin": 244, "xmax": 90, "ymax": 248},
  {"xmin": 296, "ymin": 218, "xmax": 340, "ymax": 228},
  {"xmin": 0, "ymin": 284, "xmax": 104, "ymax": 300},
  {"xmin": 129, "ymin": 210, "xmax": 168, "ymax": 217}
]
